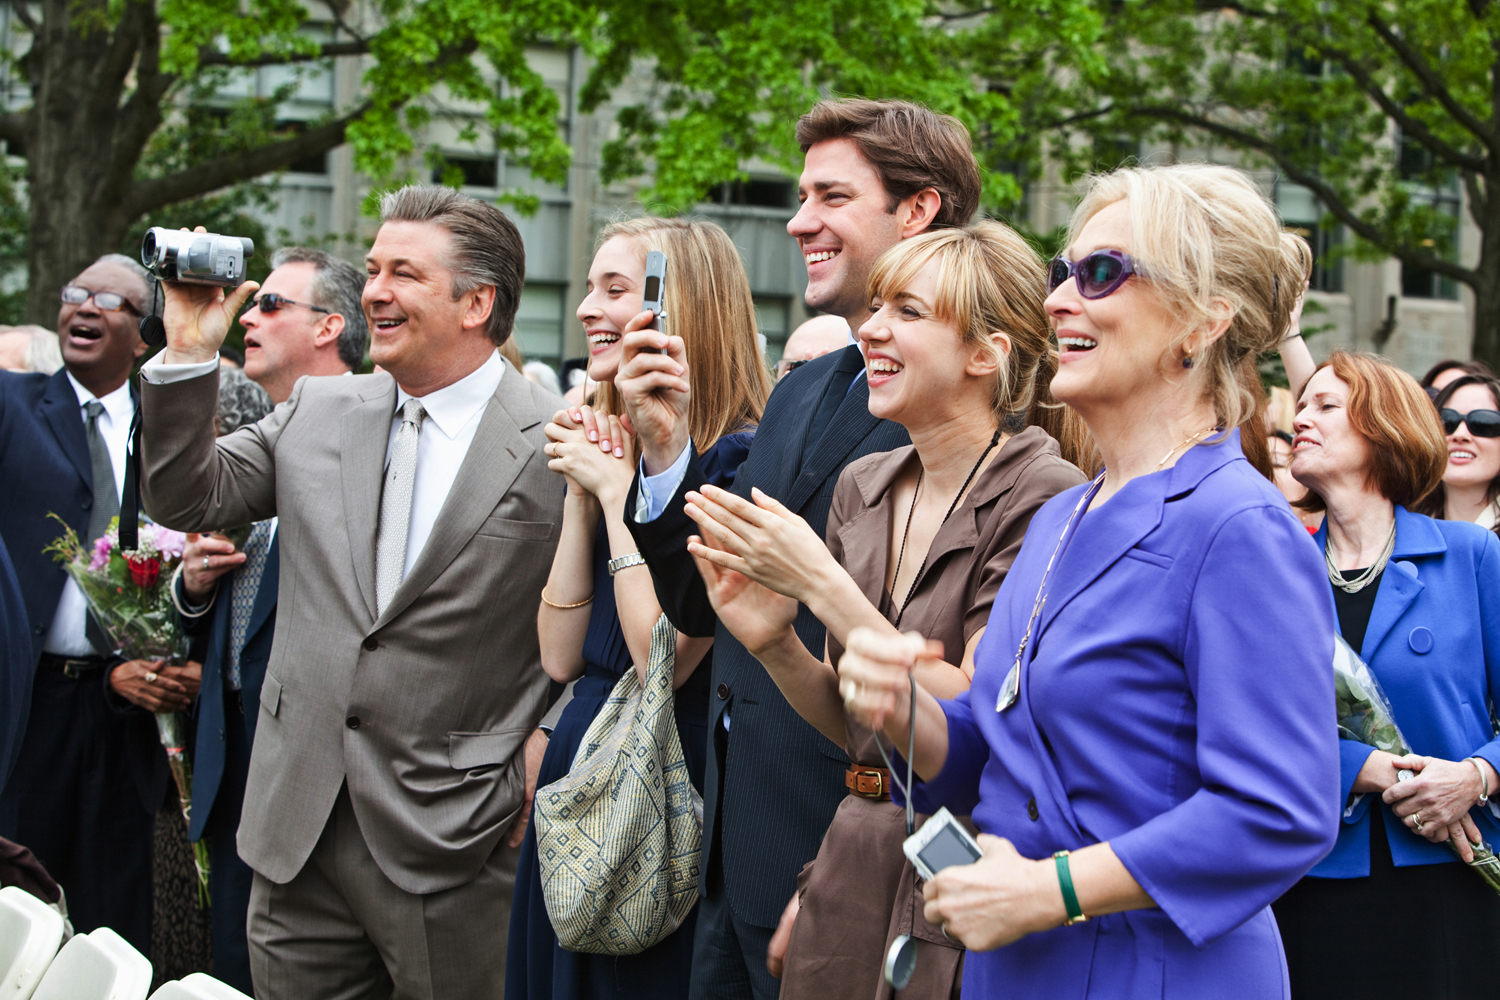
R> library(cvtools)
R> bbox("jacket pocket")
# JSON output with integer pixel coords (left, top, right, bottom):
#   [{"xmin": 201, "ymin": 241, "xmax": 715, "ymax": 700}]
[
  {"xmin": 260, "ymin": 672, "xmax": 283, "ymax": 717},
  {"xmin": 1124, "ymin": 548, "xmax": 1173, "ymax": 570},
  {"xmin": 449, "ymin": 728, "xmax": 531, "ymax": 769},
  {"xmin": 475, "ymin": 517, "xmax": 553, "ymax": 541}
]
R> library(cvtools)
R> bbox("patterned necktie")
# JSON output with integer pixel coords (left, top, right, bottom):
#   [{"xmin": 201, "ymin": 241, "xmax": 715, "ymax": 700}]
[
  {"xmin": 375, "ymin": 398, "xmax": 426, "ymax": 616},
  {"xmin": 84, "ymin": 400, "xmax": 120, "ymax": 654},
  {"xmin": 226, "ymin": 521, "xmax": 273, "ymax": 690}
]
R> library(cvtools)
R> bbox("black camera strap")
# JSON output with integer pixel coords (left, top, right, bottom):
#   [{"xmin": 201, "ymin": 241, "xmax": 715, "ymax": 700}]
[{"xmin": 120, "ymin": 279, "xmax": 161, "ymax": 549}]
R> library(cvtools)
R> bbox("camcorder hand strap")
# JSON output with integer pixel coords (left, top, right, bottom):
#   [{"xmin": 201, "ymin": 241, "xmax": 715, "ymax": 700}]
[{"xmin": 120, "ymin": 279, "xmax": 161, "ymax": 549}]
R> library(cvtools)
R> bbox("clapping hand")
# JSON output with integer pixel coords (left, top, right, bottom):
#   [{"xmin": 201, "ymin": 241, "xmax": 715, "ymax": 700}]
[
  {"xmin": 614, "ymin": 319, "xmax": 690, "ymax": 476},
  {"xmin": 160, "ymin": 227, "xmax": 259, "ymax": 366},
  {"xmin": 688, "ymin": 529, "xmax": 799, "ymax": 657},
  {"xmin": 684, "ymin": 485, "xmax": 836, "ymax": 605},
  {"xmin": 545, "ymin": 404, "xmax": 636, "ymax": 508}
]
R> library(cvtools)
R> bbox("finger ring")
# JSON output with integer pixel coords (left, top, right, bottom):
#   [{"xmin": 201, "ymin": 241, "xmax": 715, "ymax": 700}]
[
  {"xmin": 144, "ymin": 672, "xmax": 157, "ymax": 685},
  {"xmin": 940, "ymin": 923, "xmax": 955, "ymax": 943},
  {"xmin": 202, "ymin": 556, "xmax": 210, "ymax": 570},
  {"xmin": 1412, "ymin": 812, "xmax": 1425, "ymax": 831}
]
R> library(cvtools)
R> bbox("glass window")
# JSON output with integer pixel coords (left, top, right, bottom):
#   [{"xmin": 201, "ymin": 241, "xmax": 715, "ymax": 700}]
[
  {"xmin": 755, "ymin": 296, "xmax": 790, "ymax": 362},
  {"xmin": 1275, "ymin": 182, "xmax": 1343, "ymax": 293},
  {"xmin": 515, "ymin": 284, "xmax": 565, "ymax": 368}
]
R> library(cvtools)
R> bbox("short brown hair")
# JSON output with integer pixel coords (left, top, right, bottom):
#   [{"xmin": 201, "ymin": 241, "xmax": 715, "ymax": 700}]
[
  {"xmin": 591, "ymin": 217, "xmax": 772, "ymax": 452},
  {"xmin": 1295, "ymin": 351, "xmax": 1447, "ymax": 513},
  {"xmin": 379, "ymin": 185, "xmax": 525, "ymax": 347},
  {"xmin": 795, "ymin": 99, "xmax": 980, "ymax": 230}
]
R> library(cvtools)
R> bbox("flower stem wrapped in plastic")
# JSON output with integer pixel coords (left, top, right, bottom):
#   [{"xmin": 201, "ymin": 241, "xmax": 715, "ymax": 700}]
[
  {"xmin": 44, "ymin": 514, "xmax": 211, "ymax": 907},
  {"xmin": 1333, "ymin": 635, "xmax": 1500, "ymax": 895}
]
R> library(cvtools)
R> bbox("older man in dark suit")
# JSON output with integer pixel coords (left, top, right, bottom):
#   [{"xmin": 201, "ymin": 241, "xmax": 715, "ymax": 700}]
[
  {"xmin": 607, "ymin": 99, "xmax": 982, "ymax": 999},
  {"xmin": 0, "ymin": 254, "xmax": 185, "ymax": 955}
]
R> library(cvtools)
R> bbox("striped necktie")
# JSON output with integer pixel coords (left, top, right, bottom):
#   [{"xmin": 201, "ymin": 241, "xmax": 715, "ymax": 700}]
[{"xmin": 226, "ymin": 521, "xmax": 273, "ymax": 690}]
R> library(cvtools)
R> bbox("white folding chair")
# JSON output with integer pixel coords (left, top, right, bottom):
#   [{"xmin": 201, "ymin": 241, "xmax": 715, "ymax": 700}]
[
  {"xmin": 30, "ymin": 926, "xmax": 152, "ymax": 1000},
  {"xmin": 0, "ymin": 885, "xmax": 65, "ymax": 999},
  {"xmin": 147, "ymin": 973, "xmax": 253, "ymax": 1000}
]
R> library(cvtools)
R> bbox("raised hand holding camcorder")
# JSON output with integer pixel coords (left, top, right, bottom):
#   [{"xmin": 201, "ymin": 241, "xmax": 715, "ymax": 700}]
[{"xmin": 138, "ymin": 225, "xmax": 259, "ymax": 361}]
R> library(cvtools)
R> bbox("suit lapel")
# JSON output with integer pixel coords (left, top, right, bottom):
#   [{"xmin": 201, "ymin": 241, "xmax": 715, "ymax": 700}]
[
  {"xmin": 373, "ymin": 371, "xmax": 539, "ymax": 628},
  {"xmin": 1352, "ymin": 507, "xmax": 1443, "ymax": 659},
  {"xmin": 342, "ymin": 378, "xmax": 397, "ymax": 623},
  {"xmin": 38, "ymin": 370, "xmax": 90, "ymax": 489},
  {"xmin": 784, "ymin": 373, "xmax": 881, "ymax": 514}
]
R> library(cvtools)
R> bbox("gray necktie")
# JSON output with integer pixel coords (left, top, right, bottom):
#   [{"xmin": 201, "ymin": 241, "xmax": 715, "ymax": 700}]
[
  {"xmin": 375, "ymin": 399, "xmax": 426, "ymax": 616},
  {"xmin": 227, "ymin": 521, "xmax": 273, "ymax": 690},
  {"xmin": 84, "ymin": 401, "xmax": 119, "ymax": 655}
]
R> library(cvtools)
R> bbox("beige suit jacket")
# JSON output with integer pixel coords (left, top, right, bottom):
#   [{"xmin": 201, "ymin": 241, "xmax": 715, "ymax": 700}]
[{"xmin": 140, "ymin": 364, "xmax": 564, "ymax": 893}]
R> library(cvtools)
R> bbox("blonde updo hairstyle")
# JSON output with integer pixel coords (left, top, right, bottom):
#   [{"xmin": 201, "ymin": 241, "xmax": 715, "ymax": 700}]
[
  {"xmin": 591, "ymin": 216, "xmax": 772, "ymax": 452},
  {"xmin": 867, "ymin": 221, "xmax": 1095, "ymax": 473},
  {"xmin": 1068, "ymin": 165, "xmax": 1312, "ymax": 456}
]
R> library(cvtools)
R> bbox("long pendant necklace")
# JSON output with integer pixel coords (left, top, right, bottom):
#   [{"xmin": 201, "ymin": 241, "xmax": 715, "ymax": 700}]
[{"xmin": 890, "ymin": 426, "xmax": 1003, "ymax": 627}]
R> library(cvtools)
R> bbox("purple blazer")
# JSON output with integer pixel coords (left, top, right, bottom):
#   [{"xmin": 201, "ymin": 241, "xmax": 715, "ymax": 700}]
[{"xmin": 908, "ymin": 430, "xmax": 1339, "ymax": 999}]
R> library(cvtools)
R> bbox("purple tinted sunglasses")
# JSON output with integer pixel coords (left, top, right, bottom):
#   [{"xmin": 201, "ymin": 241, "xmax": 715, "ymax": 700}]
[{"xmin": 1046, "ymin": 250, "xmax": 1139, "ymax": 299}]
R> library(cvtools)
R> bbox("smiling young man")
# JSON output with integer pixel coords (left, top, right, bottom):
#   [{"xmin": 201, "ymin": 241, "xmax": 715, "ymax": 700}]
[
  {"xmin": 136, "ymin": 186, "xmax": 565, "ymax": 1000},
  {"xmin": 610, "ymin": 99, "xmax": 981, "ymax": 999},
  {"xmin": 0, "ymin": 254, "xmax": 178, "ymax": 955}
]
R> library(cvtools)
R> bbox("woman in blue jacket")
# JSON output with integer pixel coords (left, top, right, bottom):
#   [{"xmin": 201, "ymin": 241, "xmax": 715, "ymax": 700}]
[
  {"xmin": 1275, "ymin": 350, "xmax": 1500, "ymax": 998},
  {"xmin": 835, "ymin": 164, "xmax": 1340, "ymax": 998}
]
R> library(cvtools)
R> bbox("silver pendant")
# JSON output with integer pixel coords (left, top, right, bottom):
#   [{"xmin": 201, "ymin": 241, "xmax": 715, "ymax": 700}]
[{"xmin": 995, "ymin": 661, "xmax": 1020, "ymax": 712}]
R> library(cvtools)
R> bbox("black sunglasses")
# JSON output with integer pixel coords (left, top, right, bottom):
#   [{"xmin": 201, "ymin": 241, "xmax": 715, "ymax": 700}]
[
  {"xmin": 1046, "ymin": 250, "xmax": 1140, "ymax": 299},
  {"xmin": 61, "ymin": 285, "xmax": 141, "ymax": 315},
  {"xmin": 1441, "ymin": 408, "xmax": 1500, "ymax": 438},
  {"xmin": 247, "ymin": 293, "xmax": 331, "ymax": 315}
]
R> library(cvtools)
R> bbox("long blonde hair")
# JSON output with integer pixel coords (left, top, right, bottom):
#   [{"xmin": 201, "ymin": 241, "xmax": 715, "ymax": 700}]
[
  {"xmin": 866, "ymin": 221, "xmax": 1097, "ymax": 473},
  {"xmin": 592, "ymin": 217, "xmax": 772, "ymax": 452}
]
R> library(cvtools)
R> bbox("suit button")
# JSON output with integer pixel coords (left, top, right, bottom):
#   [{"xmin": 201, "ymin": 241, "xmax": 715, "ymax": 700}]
[
  {"xmin": 1027, "ymin": 797, "xmax": 1039, "ymax": 821},
  {"xmin": 362, "ymin": 637, "xmax": 378, "ymax": 651},
  {"xmin": 346, "ymin": 716, "xmax": 361, "ymax": 730},
  {"xmin": 81, "ymin": 497, "xmax": 92, "ymax": 510},
  {"xmin": 716, "ymin": 683, "xmax": 729, "ymax": 700},
  {"xmin": 32, "ymin": 625, "xmax": 43, "ymax": 635}
]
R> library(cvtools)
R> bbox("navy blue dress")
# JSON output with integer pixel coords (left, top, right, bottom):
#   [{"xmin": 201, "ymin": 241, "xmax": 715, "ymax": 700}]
[{"xmin": 506, "ymin": 431, "xmax": 753, "ymax": 1000}]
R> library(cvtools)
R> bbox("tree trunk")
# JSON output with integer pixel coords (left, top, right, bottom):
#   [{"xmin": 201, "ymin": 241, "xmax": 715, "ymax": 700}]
[
  {"xmin": 22, "ymin": 0, "xmax": 150, "ymax": 325},
  {"xmin": 1470, "ymin": 177, "xmax": 1500, "ymax": 374}
]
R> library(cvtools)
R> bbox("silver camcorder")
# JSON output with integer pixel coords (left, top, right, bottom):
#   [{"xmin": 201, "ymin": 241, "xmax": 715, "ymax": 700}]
[{"xmin": 141, "ymin": 228, "xmax": 254, "ymax": 285}]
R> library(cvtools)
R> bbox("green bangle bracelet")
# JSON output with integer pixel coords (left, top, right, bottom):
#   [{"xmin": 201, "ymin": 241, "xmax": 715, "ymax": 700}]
[{"xmin": 1053, "ymin": 850, "xmax": 1088, "ymax": 926}]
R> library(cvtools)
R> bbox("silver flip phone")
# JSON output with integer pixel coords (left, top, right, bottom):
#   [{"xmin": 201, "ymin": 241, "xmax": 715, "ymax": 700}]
[{"xmin": 640, "ymin": 250, "xmax": 667, "ymax": 351}]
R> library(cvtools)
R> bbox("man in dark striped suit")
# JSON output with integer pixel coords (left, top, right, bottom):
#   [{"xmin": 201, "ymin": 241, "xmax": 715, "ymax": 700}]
[{"xmin": 615, "ymin": 99, "xmax": 983, "ymax": 999}]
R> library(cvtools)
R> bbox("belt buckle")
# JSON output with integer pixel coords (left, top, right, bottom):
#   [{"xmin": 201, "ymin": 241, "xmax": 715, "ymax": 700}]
[
  {"xmin": 62, "ymin": 658, "xmax": 91, "ymax": 679},
  {"xmin": 853, "ymin": 768, "xmax": 886, "ymax": 798}
]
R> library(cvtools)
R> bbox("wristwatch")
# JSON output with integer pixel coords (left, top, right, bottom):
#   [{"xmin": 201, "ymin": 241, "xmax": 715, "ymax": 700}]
[{"xmin": 607, "ymin": 552, "xmax": 647, "ymax": 577}]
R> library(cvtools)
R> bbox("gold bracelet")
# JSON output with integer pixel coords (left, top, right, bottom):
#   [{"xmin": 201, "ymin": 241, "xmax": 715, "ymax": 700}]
[{"xmin": 541, "ymin": 588, "xmax": 593, "ymax": 610}]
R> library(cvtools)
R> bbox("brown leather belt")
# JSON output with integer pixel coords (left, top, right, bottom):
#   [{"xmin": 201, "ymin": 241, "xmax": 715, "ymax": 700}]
[{"xmin": 846, "ymin": 765, "xmax": 891, "ymax": 800}]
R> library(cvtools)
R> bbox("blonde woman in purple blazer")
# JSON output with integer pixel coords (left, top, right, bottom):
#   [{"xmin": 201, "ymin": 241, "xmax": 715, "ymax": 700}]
[{"xmin": 839, "ymin": 165, "xmax": 1340, "ymax": 998}]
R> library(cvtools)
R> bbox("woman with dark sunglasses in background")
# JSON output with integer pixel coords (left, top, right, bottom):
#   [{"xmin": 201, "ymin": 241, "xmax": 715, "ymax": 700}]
[
  {"xmin": 834, "ymin": 164, "xmax": 1338, "ymax": 999},
  {"xmin": 1417, "ymin": 373, "xmax": 1500, "ymax": 536}
]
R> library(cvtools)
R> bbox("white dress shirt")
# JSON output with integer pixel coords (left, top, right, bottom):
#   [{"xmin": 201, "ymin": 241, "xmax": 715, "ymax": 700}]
[
  {"xmin": 386, "ymin": 350, "xmax": 504, "ymax": 578},
  {"xmin": 43, "ymin": 375, "xmax": 133, "ymax": 656},
  {"xmin": 142, "ymin": 349, "xmax": 504, "ymax": 581}
]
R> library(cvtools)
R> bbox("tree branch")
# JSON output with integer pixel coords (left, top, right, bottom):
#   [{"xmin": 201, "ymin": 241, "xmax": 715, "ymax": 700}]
[
  {"xmin": 1366, "ymin": 11, "xmax": 1499, "ymax": 158},
  {"xmin": 1465, "ymin": 170, "xmax": 1488, "ymax": 229},
  {"xmin": 124, "ymin": 105, "xmax": 368, "ymax": 215},
  {"xmin": 319, "ymin": 0, "xmax": 369, "ymax": 46},
  {"xmin": 9, "ymin": 1, "xmax": 38, "ymax": 34},
  {"xmin": 1128, "ymin": 103, "xmax": 1479, "ymax": 286},
  {"xmin": 95, "ymin": 0, "xmax": 149, "ymax": 123},
  {"xmin": 196, "ymin": 39, "xmax": 369, "ymax": 69},
  {"xmin": 1315, "ymin": 43, "xmax": 1487, "ymax": 173}
]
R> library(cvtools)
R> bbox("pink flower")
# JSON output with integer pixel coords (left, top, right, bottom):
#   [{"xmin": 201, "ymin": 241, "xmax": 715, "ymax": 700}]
[
  {"xmin": 150, "ymin": 525, "xmax": 187, "ymax": 560},
  {"xmin": 89, "ymin": 534, "xmax": 115, "ymax": 571}
]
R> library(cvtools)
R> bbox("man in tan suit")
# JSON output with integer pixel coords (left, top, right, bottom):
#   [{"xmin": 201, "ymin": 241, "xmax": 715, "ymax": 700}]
[{"xmin": 138, "ymin": 186, "xmax": 565, "ymax": 998}]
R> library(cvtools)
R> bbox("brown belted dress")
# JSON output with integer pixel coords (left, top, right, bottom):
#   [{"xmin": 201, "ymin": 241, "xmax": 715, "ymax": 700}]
[{"xmin": 777, "ymin": 426, "xmax": 1085, "ymax": 1000}]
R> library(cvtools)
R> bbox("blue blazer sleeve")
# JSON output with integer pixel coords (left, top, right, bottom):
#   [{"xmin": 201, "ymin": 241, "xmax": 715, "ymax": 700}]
[
  {"xmin": 901, "ymin": 690, "xmax": 988, "ymax": 817},
  {"xmin": 1470, "ymin": 530, "xmax": 1500, "ymax": 787},
  {"xmin": 1110, "ymin": 504, "xmax": 1340, "ymax": 948}
]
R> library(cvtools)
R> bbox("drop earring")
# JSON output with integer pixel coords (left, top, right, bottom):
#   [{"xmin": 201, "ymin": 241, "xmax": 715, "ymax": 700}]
[{"xmin": 1181, "ymin": 353, "xmax": 1193, "ymax": 369}]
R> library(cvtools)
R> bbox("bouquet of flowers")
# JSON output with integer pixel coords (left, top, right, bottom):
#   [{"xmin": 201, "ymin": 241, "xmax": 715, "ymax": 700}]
[
  {"xmin": 44, "ymin": 514, "xmax": 210, "ymax": 907},
  {"xmin": 1334, "ymin": 635, "xmax": 1500, "ymax": 894}
]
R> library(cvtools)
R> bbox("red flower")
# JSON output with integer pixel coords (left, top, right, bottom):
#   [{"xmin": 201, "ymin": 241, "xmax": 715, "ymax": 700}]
[{"xmin": 127, "ymin": 555, "xmax": 161, "ymax": 588}]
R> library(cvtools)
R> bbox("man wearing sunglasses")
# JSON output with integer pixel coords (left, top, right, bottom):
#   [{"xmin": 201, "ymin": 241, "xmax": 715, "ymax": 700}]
[
  {"xmin": 0, "ymin": 254, "xmax": 175, "ymax": 957},
  {"xmin": 164, "ymin": 245, "xmax": 368, "ymax": 993}
]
